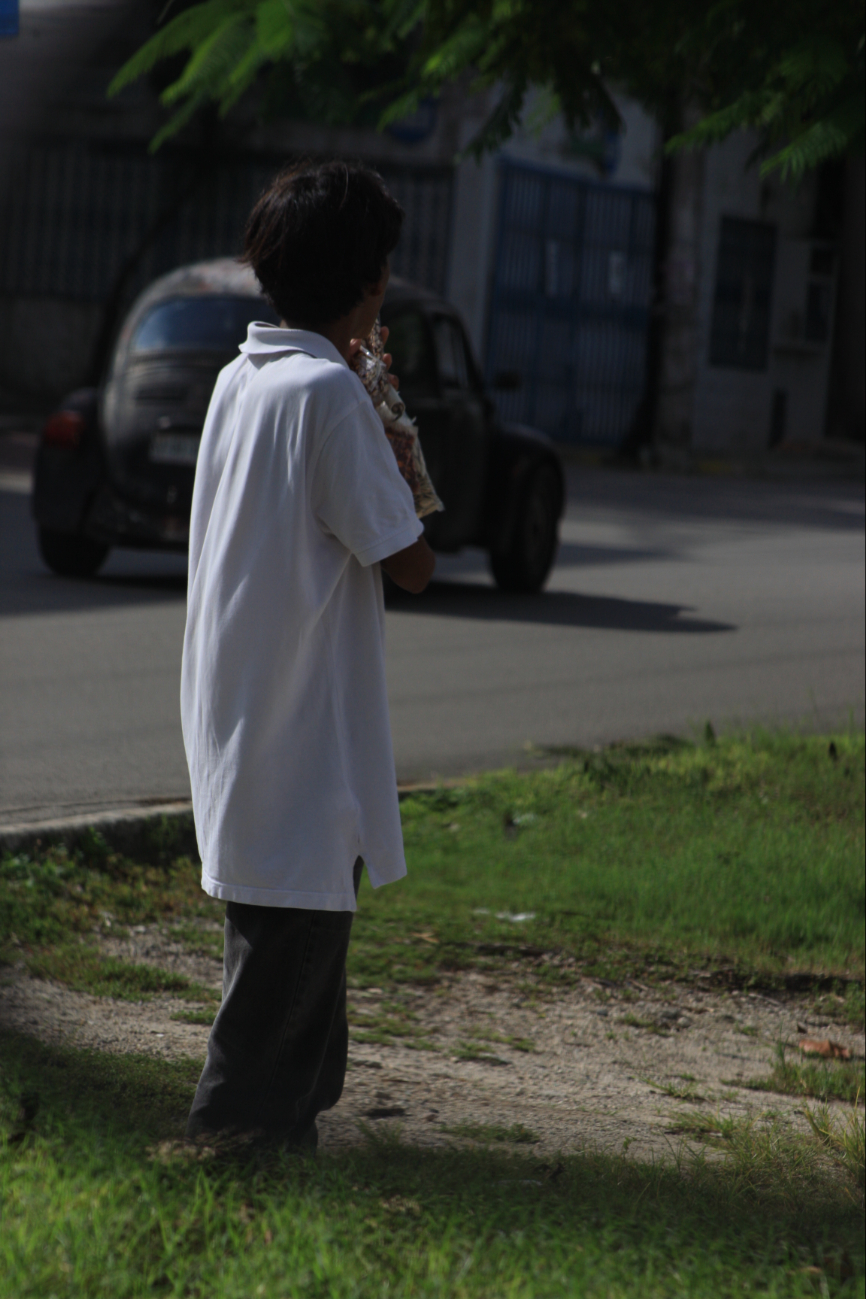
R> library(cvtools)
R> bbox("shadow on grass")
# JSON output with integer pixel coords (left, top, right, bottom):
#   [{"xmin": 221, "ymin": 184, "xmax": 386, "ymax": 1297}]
[{"xmin": 1, "ymin": 1029, "xmax": 862, "ymax": 1297}]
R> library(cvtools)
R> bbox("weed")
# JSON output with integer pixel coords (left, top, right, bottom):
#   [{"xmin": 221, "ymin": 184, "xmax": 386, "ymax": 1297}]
[
  {"xmin": 170, "ymin": 1009, "xmax": 216, "ymax": 1027},
  {"xmin": 452, "ymin": 1041, "xmax": 509, "ymax": 1065},
  {"xmin": 618, "ymin": 1013, "xmax": 670, "ymax": 1034},
  {"xmin": 666, "ymin": 1111, "xmax": 738, "ymax": 1141},
  {"xmin": 26, "ymin": 944, "xmax": 219, "ymax": 1003},
  {"xmin": 349, "ymin": 1001, "xmax": 438, "ymax": 1051},
  {"xmin": 811, "ymin": 982, "xmax": 865, "ymax": 1031},
  {"xmin": 642, "ymin": 1077, "xmax": 707, "ymax": 1102},
  {"xmin": 740, "ymin": 1044, "xmax": 865, "ymax": 1105},
  {"xmin": 167, "ymin": 920, "xmax": 223, "ymax": 960},
  {"xmin": 805, "ymin": 1105, "xmax": 865, "ymax": 1188},
  {"xmin": 466, "ymin": 1027, "xmax": 536, "ymax": 1053}
]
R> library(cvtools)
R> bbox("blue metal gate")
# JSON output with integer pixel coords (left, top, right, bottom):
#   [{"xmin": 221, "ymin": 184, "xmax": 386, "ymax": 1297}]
[{"xmin": 486, "ymin": 159, "xmax": 655, "ymax": 447}]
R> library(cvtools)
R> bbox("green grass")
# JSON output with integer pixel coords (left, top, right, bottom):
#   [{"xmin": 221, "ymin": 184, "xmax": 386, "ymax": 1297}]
[
  {"xmin": 739, "ymin": 1044, "xmax": 865, "ymax": 1105},
  {"xmin": 666, "ymin": 1110, "xmax": 740, "ymax": 1140},
  {"xmin": 170, "ymin": 1009, "xmax": 217, "ymax": 1027},
  {"xmin": 26, "ymin": 946, "xmax": 219, "ymax": 1003},
  {"xmin": 0, "ymin": 840, "xmax": 219, "ymax": 981},
  {"xmin": 0, "ymin": 730, "xmax": 864, "ymax": 1296},
  {"xmin": 371, "ymin": 729, "xmax": 864, "ymax": 993},
  {"xmin": 1, "ymin": 1031, "xmax": 863, "ymax": 1298},
  {"xmin": 2, "ymin": 731, "xmax": 863, "ymax": 1013},
  {"xmin": 349, "ymin": 1002, "xmax": 437, "ymax": 1050},
  {"xmin": 805, "ymin": 1105, "xmax": 865, "ymax": 1189},
  {"xmin": 618, "ymin": 1012, "xmax": 672, "ymax": 1034},
  {"xmin": 642, "ymin": 1077, "xmax": 708, "ymax": 1102}
]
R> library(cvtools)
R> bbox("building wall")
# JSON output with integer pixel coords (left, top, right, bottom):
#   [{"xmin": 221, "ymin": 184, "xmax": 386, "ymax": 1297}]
[
  {"xmin": 691, "ymin": 132, "xmax": 832, "ymax": 452},
  {"xmin": 826, "ymin": 156, "xmax": 866, "ymax": 442}
]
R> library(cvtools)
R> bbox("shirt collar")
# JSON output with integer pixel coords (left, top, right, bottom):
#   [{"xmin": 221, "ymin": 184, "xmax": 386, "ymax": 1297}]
[{"xmin": 239, "ymin": 323, "xmax": 348, "ymax": 368}]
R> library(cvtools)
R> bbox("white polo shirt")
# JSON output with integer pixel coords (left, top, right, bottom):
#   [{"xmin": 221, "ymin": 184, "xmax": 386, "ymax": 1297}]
[{"xmin": 180, "ymin": 324, "xmax": 422, "ymax": 910}]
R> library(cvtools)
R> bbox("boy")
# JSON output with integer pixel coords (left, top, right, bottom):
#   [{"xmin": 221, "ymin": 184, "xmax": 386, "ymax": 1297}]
[{"xmin": 180, "ymin": 161, "xmax": 435, "ymax": 1147}]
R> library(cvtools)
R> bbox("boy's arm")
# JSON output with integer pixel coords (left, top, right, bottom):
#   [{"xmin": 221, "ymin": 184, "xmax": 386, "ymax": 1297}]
[{"xmin": 381, "ymin": 535, "xmax": 435, "ymax": 594}]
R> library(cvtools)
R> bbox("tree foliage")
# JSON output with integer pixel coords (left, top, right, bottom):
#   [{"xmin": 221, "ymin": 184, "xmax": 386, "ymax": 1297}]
[{"xmin": 110, "ymin": 0, "xmax": 864, "ymax": 175}]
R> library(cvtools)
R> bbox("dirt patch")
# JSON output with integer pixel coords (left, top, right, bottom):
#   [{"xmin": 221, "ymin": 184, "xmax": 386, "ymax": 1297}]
[{"xmin": 1, "ymin": 929, "xmax": 862, "ymax": 1160}]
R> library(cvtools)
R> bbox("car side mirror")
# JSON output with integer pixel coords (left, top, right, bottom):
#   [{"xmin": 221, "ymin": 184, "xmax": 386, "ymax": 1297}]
[{"xmin": 492, "ymin": 370, "xmax": 522, "ymax": 392}]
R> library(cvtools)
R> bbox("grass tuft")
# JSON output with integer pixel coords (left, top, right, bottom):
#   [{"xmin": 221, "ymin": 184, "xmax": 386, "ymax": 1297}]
[
  {"xmin": 805, "ymin": 1105, "xmax": 865, "ymax": 1188},
  {"xmin": 740, "ymin": 1044, "xmax": 865, "ymax": 1105},
  {"xmin": 25, "ymin": 943, "xmax": 219, "ymax": 1003}
]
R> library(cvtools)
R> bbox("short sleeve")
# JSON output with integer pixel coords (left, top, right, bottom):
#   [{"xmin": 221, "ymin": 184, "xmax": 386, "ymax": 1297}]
[{"xmin": 311, "ymin": 397, "xmax": 423, "ymax": 566}]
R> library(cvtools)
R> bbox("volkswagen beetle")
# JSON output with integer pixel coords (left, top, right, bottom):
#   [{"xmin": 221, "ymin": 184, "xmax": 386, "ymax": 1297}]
[{"xmin": 33, "ymin": 258, "xmax": 565, "ymax": 592}]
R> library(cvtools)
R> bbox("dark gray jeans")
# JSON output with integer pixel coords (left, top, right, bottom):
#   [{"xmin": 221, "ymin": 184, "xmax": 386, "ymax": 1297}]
[{"xmin": 186, "ymin": 858, "xmax": 362, "ymax": 1146}]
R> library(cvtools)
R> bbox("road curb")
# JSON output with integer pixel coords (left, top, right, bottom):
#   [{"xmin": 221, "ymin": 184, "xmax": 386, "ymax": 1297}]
[
  {"xmin": 0, "ymin": 801, "xmax": 195, "ymax": 858},
  {"xmin": 0, "ymin": 783, "xmax": 466, "ymax": 858}
]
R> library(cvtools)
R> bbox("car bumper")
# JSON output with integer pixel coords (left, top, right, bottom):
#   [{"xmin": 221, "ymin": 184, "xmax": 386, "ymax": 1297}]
[{"xmin": 85, "ymin": 484, "xmax": 190, "ymax": 550}]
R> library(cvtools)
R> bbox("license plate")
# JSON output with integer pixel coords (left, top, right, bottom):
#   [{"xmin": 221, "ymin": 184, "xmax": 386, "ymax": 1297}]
[{"xmin": 150, "ymin": 433, "xmax": 200, "ymax": 465}]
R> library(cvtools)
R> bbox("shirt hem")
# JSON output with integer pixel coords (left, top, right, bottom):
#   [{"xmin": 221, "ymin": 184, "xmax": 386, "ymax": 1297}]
[
  {"xmin": 202, "ymin": 872, "xmax": 359, "ymax": 911},
  {"xmin": 201, "ymin": 860, "xmax": 408, "ymax": 909}
]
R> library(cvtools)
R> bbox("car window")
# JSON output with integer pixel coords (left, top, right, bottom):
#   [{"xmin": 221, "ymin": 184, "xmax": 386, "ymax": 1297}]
[
  {"xmin": 384, "ymin": 310, "xmax": 438, "ymax": 399},
  {"xmin": 131, "ymin": 296, "xmax": 280, "ymax": 352},
  {"xmin": 432, "ymin": 316, "xmax": 471, "ymax": 390}
]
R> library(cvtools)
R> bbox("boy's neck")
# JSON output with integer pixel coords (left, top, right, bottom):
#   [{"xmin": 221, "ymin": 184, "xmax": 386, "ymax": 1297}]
[
  {"xmin": 280, "ymin": 317, "xmax": 363, "ymax": 364},
  {"xmin": 281, "ymin": 268, "xmax": 388, "ymax": 363}
]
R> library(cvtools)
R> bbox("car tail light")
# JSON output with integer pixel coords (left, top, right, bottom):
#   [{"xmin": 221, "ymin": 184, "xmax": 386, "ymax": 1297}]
[{"xmin": 43, "ymin": 410, "xmax": 85, "ymax": 449}]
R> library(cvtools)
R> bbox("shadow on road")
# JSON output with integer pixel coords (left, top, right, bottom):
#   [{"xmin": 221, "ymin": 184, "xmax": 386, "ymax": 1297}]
[
  {"xmin": 1, "ymin": 490, "xmax": 188, "ymax": 615},
  {"xmin": 0, "ymin": 568, "xmax": 188, "ymax": 617},
  {"xmin": 554, "ymin": 541, "xmax": 673, "ymax": 568},
  {"xmin": 564, "ymin": 466, "xmax": 865, "ymax": 532},
  {"xmin": 388, "ymin": 580, "xmax": 736, "ymax": 633}
]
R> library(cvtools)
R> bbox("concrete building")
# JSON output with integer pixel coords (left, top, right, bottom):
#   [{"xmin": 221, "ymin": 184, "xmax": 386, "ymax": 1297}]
[{"xmin": 690, "ymin": 139, "xmax": 861, "ymax": 454}]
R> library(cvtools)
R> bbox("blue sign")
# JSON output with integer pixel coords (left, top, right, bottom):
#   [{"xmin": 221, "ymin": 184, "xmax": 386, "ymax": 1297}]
[{"xmin": 0, "ymin": 0, "xmax": 18, "ymax": 38}]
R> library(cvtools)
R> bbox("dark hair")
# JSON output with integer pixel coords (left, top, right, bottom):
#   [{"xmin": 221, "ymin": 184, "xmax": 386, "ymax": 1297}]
[{"xmin": 243, "ymin": 161, "xmax": 404, "ymax": 326}]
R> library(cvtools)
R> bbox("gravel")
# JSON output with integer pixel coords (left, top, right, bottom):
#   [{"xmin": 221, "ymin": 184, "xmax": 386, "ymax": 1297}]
[{"xmin": 1, "ymin": 932, "xmax": 861, "ymax": 1160}]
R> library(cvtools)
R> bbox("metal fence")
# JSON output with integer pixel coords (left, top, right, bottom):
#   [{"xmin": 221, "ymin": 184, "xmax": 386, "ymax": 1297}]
[
  {"xmin": 0, "ymin": 140, "xmax": 453, "ymax": 308},
  {"xmin": 486, "ymin": 159, "xmax": 655, "ymax": 447}
]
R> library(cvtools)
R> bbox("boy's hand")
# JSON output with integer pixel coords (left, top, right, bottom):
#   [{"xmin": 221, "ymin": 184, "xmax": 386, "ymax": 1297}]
[
  {"xmin": 348, "ymin": 325, "xmax": 399, "ymax": 389},
  {"xmin": 381, "ymin": 534, "xmax": 435, "ymax": 594}
]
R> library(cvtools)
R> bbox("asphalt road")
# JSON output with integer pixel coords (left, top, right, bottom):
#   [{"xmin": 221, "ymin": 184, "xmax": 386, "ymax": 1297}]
[{"xmin": 1, "ymin": 464, "xmax": 863, "ymax": 826}]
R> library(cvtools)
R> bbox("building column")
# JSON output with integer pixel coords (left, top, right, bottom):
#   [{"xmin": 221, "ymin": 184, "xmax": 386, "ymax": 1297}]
[{"xmin": 654, "ymin": 105, "xmax": 705, "ymax": 464}]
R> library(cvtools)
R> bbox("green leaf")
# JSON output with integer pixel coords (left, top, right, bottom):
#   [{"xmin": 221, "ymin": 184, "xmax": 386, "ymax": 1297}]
[
  {"xmin": 256, "ymin": 0, "xmax": 294, "ymax": 56},
  {"xmin": 107, "ymin": 0, "xmax": 253, "ymax": 97},
  {"xmin": 160, "ymin": 14, "xmax": 255, "ymax": 105}
]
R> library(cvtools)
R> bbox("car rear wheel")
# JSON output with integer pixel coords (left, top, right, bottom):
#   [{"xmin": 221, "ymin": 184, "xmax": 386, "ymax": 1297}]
[
  {"xmin": 490, "ymin": 463, "xmax": 560, "ymax": 593},
  {"xmin": 38, "ymin": 526, "xmax": 109, "ymax": 578}
]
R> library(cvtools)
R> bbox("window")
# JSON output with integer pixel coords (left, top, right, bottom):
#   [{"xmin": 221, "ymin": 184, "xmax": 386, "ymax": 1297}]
[
  {"xmin": 384, "ymin": 310, "xmax": 438, "ymax": 398},
  {"xmin": 432, "ymin": 316, "xmax": 471, "ymax": 389},
  {"xmin": 131, "ymin": 296, "xmax": 279, "ymax": 353},
  {"xmin": 709, "ymin": 218, "xmax": 777, "ymax": 370}
]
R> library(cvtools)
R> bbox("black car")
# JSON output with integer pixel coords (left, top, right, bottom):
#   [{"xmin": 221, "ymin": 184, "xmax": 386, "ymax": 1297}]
[{"xmin": 33, "ymin": 259, "xmax": 565, "ymax": 592}]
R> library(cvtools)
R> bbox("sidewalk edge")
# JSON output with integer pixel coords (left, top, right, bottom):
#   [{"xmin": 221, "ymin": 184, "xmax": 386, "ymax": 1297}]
[{"xmin": 0, "ymin": 802, "xmax": 195, "ymax": 857}]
